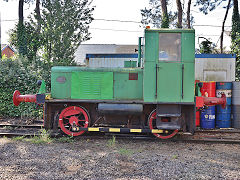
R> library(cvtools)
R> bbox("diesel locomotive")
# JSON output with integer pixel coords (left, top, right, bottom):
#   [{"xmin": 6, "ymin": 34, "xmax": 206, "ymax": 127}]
[{"xmin": 13, "ymin": 28, "xmax": 226, "ymax": 139}]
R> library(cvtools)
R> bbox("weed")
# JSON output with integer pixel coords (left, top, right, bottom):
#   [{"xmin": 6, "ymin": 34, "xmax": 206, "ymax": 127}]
[
  {"xmin": 118, "ymin": 148, "xmax": 134, "ymax": 156},
  {"xmin": 55, "ymin": 136, "xmax": 74, "ymax": 143},
  {"xmin": 12, "ymin": 136, "xmax": 25, "ymax": 141},
  {"xmin": 107, "ymin": 136, "xmax": 116, "ymax": 147},
  {"xmin": 27, "ymin": 129, "xmax": 52, "ymax": 144},
  {"xmin": 172, "ymin": 155, "xmax": 178, "ymax": 159}
]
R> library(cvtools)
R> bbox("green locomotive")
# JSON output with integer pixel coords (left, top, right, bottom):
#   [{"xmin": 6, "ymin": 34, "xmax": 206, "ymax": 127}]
[{"xmin": 15, "ymin": 28, "xmax": 221, "ymax": 139}]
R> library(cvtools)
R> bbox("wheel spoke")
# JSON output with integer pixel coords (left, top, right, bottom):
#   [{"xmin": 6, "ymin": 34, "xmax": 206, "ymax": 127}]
[
  {"xmin": 59, "ymin": 106, "xmax": 90, "ymax": 136},
  {"xmin": 63, "ymin": 122, "xmax": 70, "ymax": 126}
]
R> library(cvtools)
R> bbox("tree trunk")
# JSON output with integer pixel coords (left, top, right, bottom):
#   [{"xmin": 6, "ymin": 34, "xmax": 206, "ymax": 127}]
[
  {"xmin": 160, "ymin": 0, "xmax": 169, "ymax": 28},
  {"xmin": 176, "ymin": 0, "xmax": 183, "ymax": 28},
  {"xmin": 220, "ymin": 0, "xmax": 231, "ymax": 53},
  {"xmin": 19, "ymin": 0, "xmax": 24, "ymax": 24},
  {"xmin": 232, "ymin": 0, "xmax": 240, "ymax": 41},
  {"xmin": 36, "ymin": 0, "xmax": 41, "ymax": 32},
  {"xmin": 186, "ymin": 0, "xmax": 192, "ymax": 29}
]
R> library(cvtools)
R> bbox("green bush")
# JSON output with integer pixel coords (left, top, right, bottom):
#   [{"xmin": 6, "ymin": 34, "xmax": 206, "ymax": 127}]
[{"xmin": 0, "ymin": 56, "xmax": 49, "ymax": 118}]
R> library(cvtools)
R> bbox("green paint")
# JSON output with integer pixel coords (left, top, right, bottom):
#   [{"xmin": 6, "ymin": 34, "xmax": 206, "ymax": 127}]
[
  {"xmin": 71, "ymin": 71, "xmax": 113, "ymax": 99},
  {"xmin": 38, "ymin": 80, "xmax": 46, "ymax": 94},
  {"xmin": 181, "ymin": 63, "xmax": 195, "ymax": 102},
  {"xmin": 113, "ymin": 72, "xmax": 143, "ymax": 100},
  {"xmin": 143, "ymin": 31, "xmax": 159, "ymax": 102},
  {"xmin": 51, "ymin": 72, "xmax": 71, "ymax": 99},
  {"xmin": 124, "ymin": 61, "xmax": 137, "ymax": 68},
  {"xmin": 181, "ymin": 33, "xmax": 195, "ymax": 63},
  {"xmin": 157, "ymin": 62, "xmax": 182, "ymax": 102},
  {"xmin": 143, "ymin": 29, "xmax": 195, "ymax": 103}
]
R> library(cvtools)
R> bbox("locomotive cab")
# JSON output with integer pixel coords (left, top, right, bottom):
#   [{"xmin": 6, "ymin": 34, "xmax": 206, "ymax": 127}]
[{"xmin": 143, "ymin": 28, "xmax": 196, "ymax": 138}]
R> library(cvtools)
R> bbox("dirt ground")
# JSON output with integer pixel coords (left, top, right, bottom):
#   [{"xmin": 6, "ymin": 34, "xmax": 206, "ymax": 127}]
[{"xmin": 0, "ymin": 136, "xmax": 239, "ymax": 180}]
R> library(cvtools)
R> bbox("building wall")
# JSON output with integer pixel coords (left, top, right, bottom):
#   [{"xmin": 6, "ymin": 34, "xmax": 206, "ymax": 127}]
[
  {"xmin": 86, "ymin": 54, "xmax": 138, "ymax": 68},
  {"xmin": 74, "ymin": 44, "xmax": 138, "ymax": 65},
  {"xmin": 195, "ymin": 54, "xmax": 236, "ymax": 81}
]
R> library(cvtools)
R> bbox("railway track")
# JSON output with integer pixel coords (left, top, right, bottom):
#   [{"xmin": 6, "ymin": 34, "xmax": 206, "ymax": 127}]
[{"xmin": 0, "ymin": 123, "xmax": 240, "ymax": 144}]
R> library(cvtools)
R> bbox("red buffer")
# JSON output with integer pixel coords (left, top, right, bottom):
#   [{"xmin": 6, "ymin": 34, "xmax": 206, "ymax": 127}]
[
  {"xmin": 13, "ymin": 90, "xmax": 36, "ymax": 106},
  {"xmin": 196, "ymin": 94, "xmax": 226, "ymax": 109}
]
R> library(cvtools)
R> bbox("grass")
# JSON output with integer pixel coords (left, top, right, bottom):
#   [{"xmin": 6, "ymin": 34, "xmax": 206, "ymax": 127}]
[
  {"xmin": 107, "ymin": 136, "xmax": 116, "ymax": 147},
  {"xmin": 118, "ymin": 148, "xmax": 134, "ymax": 156},
  {"xmin": 55, "ymin": 136, "xmax": 75, "ymax": 143},
  {"xmin": 25, "ymin": 129, "xmax": 53, "ymax": 144},
  {"xmin": 9, "ymin": 129, "xmax": 76, "ymax": 144},
  {"xmin": 172, "ymin": 155, "xmax": 178, "ymax": 159},
  {"xmin": 12, "ymin": 136, "xmax": 26, "ymax": 141}
]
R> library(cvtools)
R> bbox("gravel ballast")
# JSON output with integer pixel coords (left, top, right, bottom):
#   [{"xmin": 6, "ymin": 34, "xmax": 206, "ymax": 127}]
[{"xmin": 0, "ymin": 137, "xmax": 239, "ymax": 180}]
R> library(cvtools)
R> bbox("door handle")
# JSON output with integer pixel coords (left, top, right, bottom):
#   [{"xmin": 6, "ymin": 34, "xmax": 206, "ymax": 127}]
[{"xmin": 182, "ymin": 64, "xmax": 184, "ymax": 99}]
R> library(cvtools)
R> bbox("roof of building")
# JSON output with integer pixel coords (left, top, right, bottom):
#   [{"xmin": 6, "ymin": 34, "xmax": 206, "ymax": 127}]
[{"xmin": 1, "ymin": 44, "xmax": 16, "ymax": 52}]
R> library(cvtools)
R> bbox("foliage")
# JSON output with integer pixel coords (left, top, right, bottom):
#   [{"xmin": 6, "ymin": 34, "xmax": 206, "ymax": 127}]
[
  {"xmin": 9, "ymin": 21, "xmax": 42, "ymax": 62},
  {"xmin": 199, "ymin": 39, "xmax": 215, "ymax": 54},
  {"xmin": 16, "ymin": 22, "xmax": 28, "ymax": 56},
  {"xmin": 231, "ymin": 33, "xmax": 240, "ymax": 80},
  {"xmin": 118, "ymin": 148, "xmax": 134, "ymax": 156},
  {"xmin": 40, "ymin": 0, "xmax": 94, "ymax": 65},
  {"xmin": 140, "ymin": 0, "xmax": 174, "ymax": 28},
  {"xmin": 107, "ymin": 136, "xmax": 116, "ymax": 147},
  {"xmin": 194, "ymin": 0, "xmax": 231, "ymax": 15},
  {"xmin": 12, "ymin": 136, "xmax": 26, "ymax": 141},
  {"xmin": 9, "ymin": 0, "xmax": 94, "ymax": 66},
  {"xmin": 55, "ymin": 136, "xmax": 75, "ymax": 143},
  {"xmin": 0, "ymin": 56, "xmax": 42, "ymax": 117},
  {"xmin": 26, "ymin": 129, "xmax": 52, "ymax": 144},
  {"xmin": 141, "ymin": 0, "xmax": 194, "ymax": 28},
  {"xmin": 231, "ymin": 0, "xmax": 240, "ymax": 41}
]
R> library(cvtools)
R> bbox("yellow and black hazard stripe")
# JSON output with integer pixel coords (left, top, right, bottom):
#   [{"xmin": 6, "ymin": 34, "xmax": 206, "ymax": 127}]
[{"xmin": 76, "ymin": 127, "xmax": 168, "ymax": 134}]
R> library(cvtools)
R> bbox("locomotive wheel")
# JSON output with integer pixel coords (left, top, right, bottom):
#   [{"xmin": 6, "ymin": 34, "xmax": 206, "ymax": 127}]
[
  {"xmin": 59, "ymin": 106, "xmax": 90, "ymax": 136},
  {"xmin": 148, "ymin": 109, "xmax": 178, "ymax": 139}
]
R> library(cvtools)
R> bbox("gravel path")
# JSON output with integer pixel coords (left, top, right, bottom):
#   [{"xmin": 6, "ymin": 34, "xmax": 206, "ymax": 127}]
[{"xmin": 0, "ymin": 137, "xmax": 239, "ymax": 180}]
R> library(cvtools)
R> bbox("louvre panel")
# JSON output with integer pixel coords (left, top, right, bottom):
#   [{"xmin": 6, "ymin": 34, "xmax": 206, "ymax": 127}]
[{"xmin": 71, "ymin": 71, "xmax": 113, "ymax": 100}]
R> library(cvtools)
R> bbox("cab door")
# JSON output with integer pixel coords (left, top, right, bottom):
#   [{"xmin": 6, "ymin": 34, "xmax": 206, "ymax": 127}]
[{"xmin": 156, "ymin": 33, "xmax": 183, "ymax": 102}]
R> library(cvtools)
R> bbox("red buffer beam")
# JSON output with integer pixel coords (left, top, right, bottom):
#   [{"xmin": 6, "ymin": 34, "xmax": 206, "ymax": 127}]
[{"xmin": 13, "ymin": 90, "xmax": 36, "ymax": 106}]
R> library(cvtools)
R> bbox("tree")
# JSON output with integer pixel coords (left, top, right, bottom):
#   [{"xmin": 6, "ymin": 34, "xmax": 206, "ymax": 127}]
[
  {"xmin": 141, "ymin": 0, "xmax": 193, "ymax": 29},
  {"xmin": 40, "ymin": 0, "xmax": 94, "ymax": 65},
  {"xmin": 232, "ymin": 33, "xmax": 240, "ymax": 80},
  {"xmin": 176, "ymin": 0, "xmax": 183, "ymax": 28},
  {"xmin": 17, "ymin": 0, "xmax": 28, "ymax": 56},
  {"xmin": 141, "ymin": 0, "xmax": 176, "ymax": 28},
  {"xmin": 186, "ymin": 0, "xmax": 192, "ymax": 29},
  {"xmin": 220, "ymin": 0, "xmax": 231, "ymax": 53},
  {"xmin": 231, "ymin": 0, "xmax": 240, "ymax": 41},
  {"xmin": 160, "ymin": 0, "xmax": 170, "ymax": 28},
  {"xmin": 199, "ymin": 39, "xmax": 215, "ymax": 54},
  {"xmin": 195, "ymin": 0, "xmax": 234, "ymax": 53}
]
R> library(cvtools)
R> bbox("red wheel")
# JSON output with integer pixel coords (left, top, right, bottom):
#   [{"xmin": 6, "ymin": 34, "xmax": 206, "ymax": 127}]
[
  {"xmin": 59, "ymin": 106, "xmax": 90, "ymax": 136},
  {"xmin": 148, "ymin": 109, "xmax": 178, "ymax": 139}
]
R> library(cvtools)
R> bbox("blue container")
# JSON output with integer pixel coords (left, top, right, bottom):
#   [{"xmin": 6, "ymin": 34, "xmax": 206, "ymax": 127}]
[
  {"xmin": 201, "ymin": 106, "xmax": 215, "ymax": 129},
  {"xmin": 216, "ymin": 82, "xmax": 232, "ymax": 105},
  {"xmin": 216, "ymin": 105, "xmax": 231, "ymax": 128}
]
